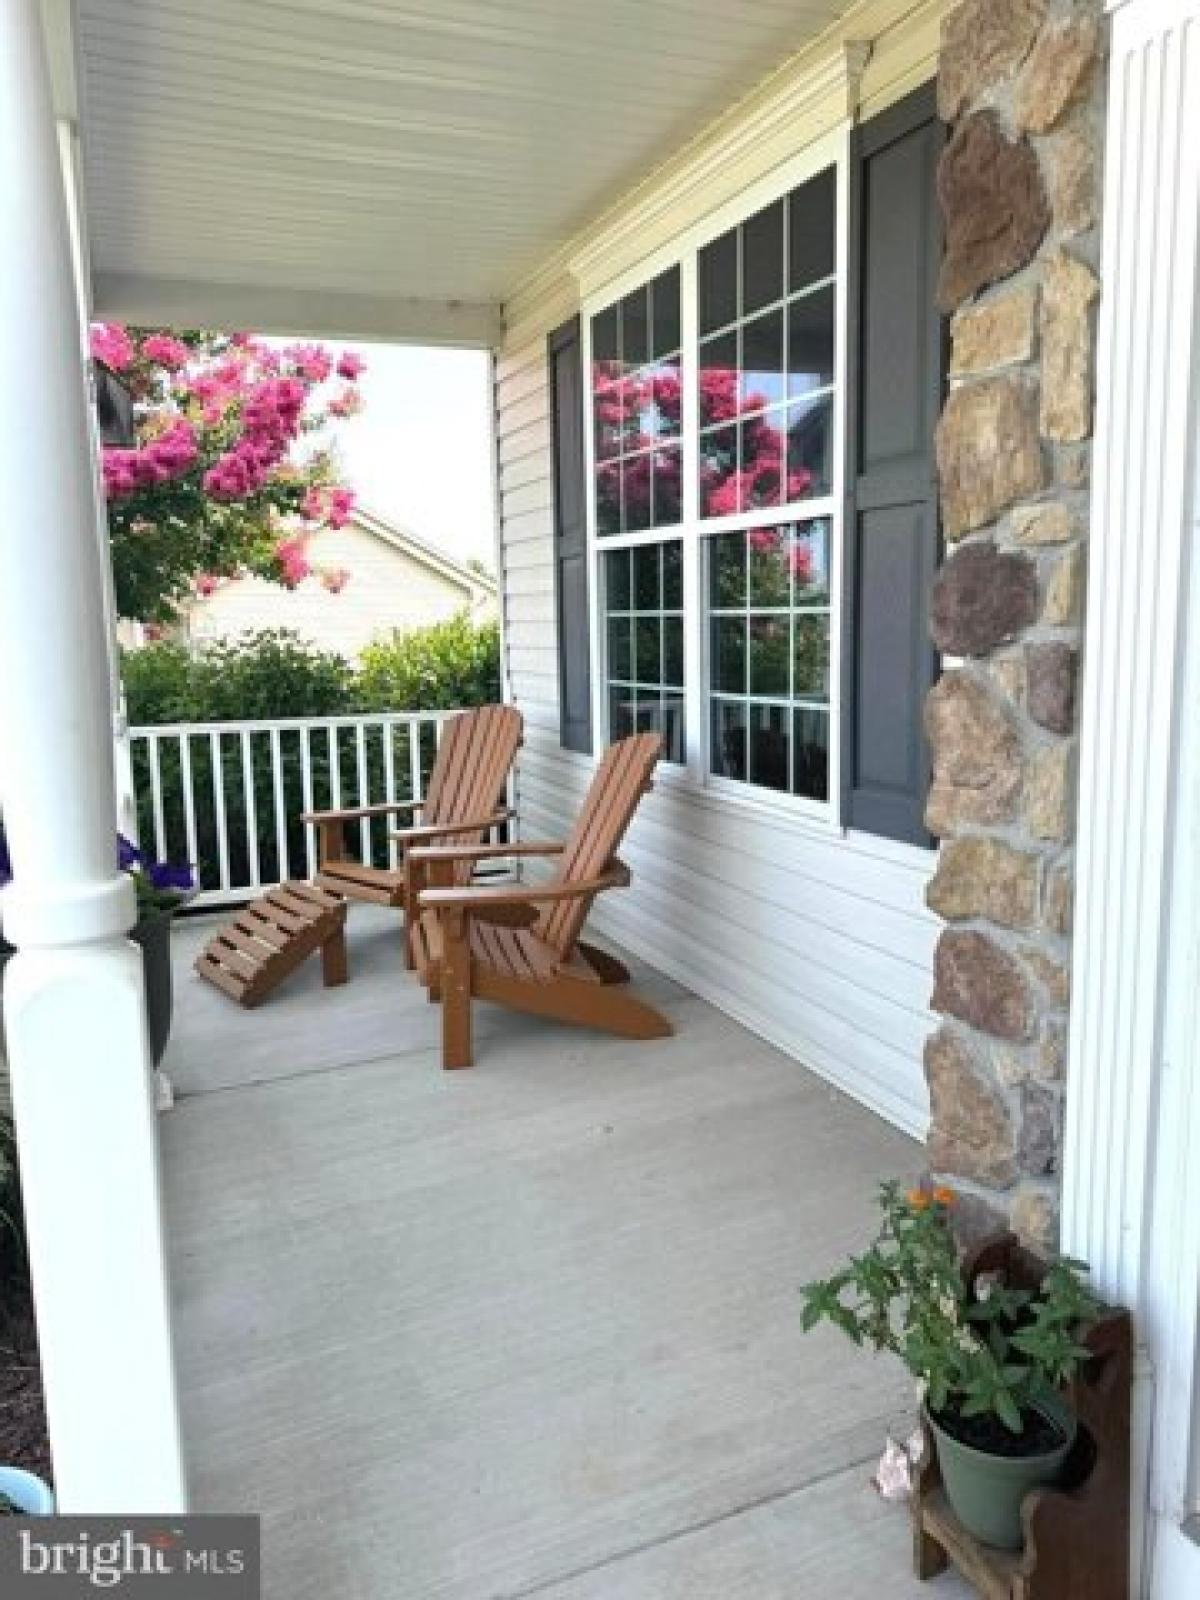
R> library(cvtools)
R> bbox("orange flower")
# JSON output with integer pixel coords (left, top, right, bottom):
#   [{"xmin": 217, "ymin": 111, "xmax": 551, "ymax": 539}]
[
  {"xmin": 933, "ymin": 1186, "xmax": 957, "ymax": 1208},
  {"xmin": 906, "ymin": 1188, "xmax": 932, "ymax": 1211}
]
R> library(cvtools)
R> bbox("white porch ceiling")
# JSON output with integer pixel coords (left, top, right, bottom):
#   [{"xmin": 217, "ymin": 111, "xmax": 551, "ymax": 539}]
[{"xmin": 66, "ymin": 0, "xmax": 855, "ymax": 344}]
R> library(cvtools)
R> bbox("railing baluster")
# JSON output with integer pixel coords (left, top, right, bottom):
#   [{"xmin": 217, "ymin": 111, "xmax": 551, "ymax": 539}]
[
  {"xmin": 300, "ymin": 727, "xmax": 316, "ymax": 879},
  {"xmin": 128, "ymin": 711, "xmax": 450, "ymax": 907},
  {"xmin": 383, "ymin": 719, "xmax": 398, "ymax": 870},
  {"xmin": 240, "ymin": 729, "xmax": 260, "ymax": 889},
  {"xmin": 355, "ymin": 721, "xmax": 370, "ymax": 863},
  {"xmin": 210, "ymin": 730, "xmax": 230, "ymax": 892},
  {"xmin": 179, "ymin": 733, "xmax": 199, "ymax": 886},
  {"xmin": 408, "ymin": 716, "xmax": 422, "ymax": 812},
  {"xmin": 327, "ymin": 726, "xmax": 341, "ymax": 814},
  {"xmin": 270, "ymin": 727, "xmax": 288, "ymax": 882},
  {"xmin": 148, "ymin": 734, "xmax": 166, "ymax": 861}
]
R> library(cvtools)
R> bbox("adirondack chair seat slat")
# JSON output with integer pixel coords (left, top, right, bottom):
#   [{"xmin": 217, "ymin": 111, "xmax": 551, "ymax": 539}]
[
  {"xmin": 316, "ymin": 860, "xmax": 405, "ymax": 905},
  {"xmin": 412, "ymin": 908, "xmax": 584, "ymax": 987}
]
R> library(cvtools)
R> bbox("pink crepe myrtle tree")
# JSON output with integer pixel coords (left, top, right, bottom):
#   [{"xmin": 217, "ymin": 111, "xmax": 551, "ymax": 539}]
[{"xmin": 91, "ymin": 324, "xmax": 366, "ymax": 623}]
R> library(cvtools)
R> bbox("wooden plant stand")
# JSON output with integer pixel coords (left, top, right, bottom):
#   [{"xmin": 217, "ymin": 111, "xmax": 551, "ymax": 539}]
[
  {"xmin": 912, "ymin": 1232, "xmax": 1132, "ymax": 1599},
  {"xmin": 195, "ymin": 882, "xmax": 348, "ymax": 1007}
]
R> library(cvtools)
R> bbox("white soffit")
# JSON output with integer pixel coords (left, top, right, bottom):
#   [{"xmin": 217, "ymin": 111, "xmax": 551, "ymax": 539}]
[{"xmin": 67, "ymin": 0, "xmax": 858, "ymax": 343}]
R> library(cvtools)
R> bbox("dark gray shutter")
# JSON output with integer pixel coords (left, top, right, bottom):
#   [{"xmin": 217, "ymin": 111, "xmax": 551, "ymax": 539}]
[
  {"xmin": 842, "ymin": 84, "xmax": 945, "ymax": 845},
  {"xmin": 548, "ymin": 316, "xmax": 593, "ymax": 754}
]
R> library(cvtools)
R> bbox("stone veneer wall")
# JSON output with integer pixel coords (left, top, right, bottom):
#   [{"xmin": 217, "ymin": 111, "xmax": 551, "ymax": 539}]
[{"xmin": 923, "ymin": 0, "xmax": 1106, "ymax": 1250}]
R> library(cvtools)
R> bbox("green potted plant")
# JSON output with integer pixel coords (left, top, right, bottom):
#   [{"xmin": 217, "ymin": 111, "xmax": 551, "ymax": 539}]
[
  {"xmin": 800, "ymin": 1182, "xmax": 1100, "ymax": 1550},
  {"xmin": 0, "ymin": 829, "xmax": 194, "ymax": 1067}
]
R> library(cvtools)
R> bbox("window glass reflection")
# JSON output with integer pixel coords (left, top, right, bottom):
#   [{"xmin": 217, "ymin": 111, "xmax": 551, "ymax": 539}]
[{"xmin": 705, "ymin": 522, "xmax": 833, "ymax": 804}]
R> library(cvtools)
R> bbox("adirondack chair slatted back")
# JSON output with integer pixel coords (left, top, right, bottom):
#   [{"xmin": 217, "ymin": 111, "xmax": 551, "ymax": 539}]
[
  {"xmin": 537, "ymin": 732, "xmax": 661, "ymax": 958},
  {"xmin": 420, "ymin": 705, "xmax": 522, "ymax": 881}
]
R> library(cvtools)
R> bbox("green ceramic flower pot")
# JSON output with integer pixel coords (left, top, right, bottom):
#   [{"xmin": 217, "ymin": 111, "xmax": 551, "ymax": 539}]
[{"xmin": 925, "ymin": 1397, "xmax": 1076, "ymax": 1551}]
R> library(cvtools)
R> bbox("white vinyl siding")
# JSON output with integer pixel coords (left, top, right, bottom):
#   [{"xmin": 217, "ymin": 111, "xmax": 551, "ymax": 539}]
[
  {"xmin": 494, "ymin": 11, "xmax": 945, "ymax": 1134},
  {"xmin": 496, "ymin": 299, "xmax": 937, "ymax": 1136}
]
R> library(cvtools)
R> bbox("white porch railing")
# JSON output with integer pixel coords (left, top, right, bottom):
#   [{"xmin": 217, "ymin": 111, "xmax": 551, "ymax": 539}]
[{"xmin": 129, "ymin": 710, "xmax": 463, "ymax": 908}]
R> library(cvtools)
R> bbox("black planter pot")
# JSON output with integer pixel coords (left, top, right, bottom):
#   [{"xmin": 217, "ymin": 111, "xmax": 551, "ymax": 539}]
[
  {"xmin": 129, "ymin": 909, "xmax": 176, "ymax": 1068},
  {"xmin": 1, "ymin": 907, "xmax": 179, "ymax": 1070}
]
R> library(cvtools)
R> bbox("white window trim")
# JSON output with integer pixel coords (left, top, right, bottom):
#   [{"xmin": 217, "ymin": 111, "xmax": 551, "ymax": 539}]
[{"xmin": 582, "ymin": 127, "xmax": 849, "ymax": 832}]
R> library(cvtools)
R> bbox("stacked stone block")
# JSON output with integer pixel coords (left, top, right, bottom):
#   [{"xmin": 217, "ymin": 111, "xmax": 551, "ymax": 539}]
[{"xmin": 924, "ymin": 0, "xmax": 1105, "ymax": 1251}]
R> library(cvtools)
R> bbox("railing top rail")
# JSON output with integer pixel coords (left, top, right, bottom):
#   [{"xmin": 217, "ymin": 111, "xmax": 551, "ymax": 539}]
[{"xmin": 130, "ymin": 710, "xmax": 457, "ymax": 738}]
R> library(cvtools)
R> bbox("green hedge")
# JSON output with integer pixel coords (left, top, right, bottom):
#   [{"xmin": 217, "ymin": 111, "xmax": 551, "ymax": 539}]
[
  {"xmin": 123, "ymin": 618, "xmax": 502, "ymax": 725},
  {"xmin": 123, "ymin": 620, "xmax": 502, "ymax": 889},
  {"xmin": 357, "ymin": 613, "xmax": 502, "ymax": 711}
]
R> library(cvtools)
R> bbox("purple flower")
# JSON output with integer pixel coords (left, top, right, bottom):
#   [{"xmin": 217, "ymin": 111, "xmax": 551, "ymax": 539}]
[
  {"xmin": 0, "ymin": 827, "xmax": 194, "ymax": 906},
  {"xmin": 147, "ymin": 860, "xmax": 196, "ymax": 894}
]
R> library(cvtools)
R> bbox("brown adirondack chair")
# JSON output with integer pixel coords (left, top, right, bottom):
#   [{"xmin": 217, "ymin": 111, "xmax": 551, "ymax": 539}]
[
  {"xmin": 407, "ymin": 731, "xmax": 672, "ymax": 1068},
  {"xmin": 302, "ymin": 703, "xmax": 522, "ymax": 965}
]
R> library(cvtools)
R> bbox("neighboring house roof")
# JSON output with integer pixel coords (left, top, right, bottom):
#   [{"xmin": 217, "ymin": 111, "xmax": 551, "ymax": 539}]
[{"xmin": 348, "ymin": 505, "xmax": 497, "ymax": 601}]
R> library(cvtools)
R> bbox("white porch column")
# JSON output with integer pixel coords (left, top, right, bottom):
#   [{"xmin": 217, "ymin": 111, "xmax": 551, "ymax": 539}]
[
  {"xmin": 55, "ymin": 113, "xmax": 139, "ymax": 841},
  {"xmin": 1061, "ymin": 0, "xmax": 1200, "ymax": 1592},
  {"xmin": 0, "ymin": 0, "xmax": 187, "ymax": 1513}
]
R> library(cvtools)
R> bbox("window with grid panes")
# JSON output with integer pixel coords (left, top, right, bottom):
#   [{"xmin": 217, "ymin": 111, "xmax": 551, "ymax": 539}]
[
  {"xmin": 591, "ymin": 267, "xmax": 682, "ymax": 535},
  {"xmin": 602, "ymin": 541, "xmax": 685, "ymax": 763},
  {"xmin": 699, "ymin": 169, "xmax": 836, "ymax": 802},
  {"xmin": 707, "ymin": 520, "xmax": 831, "ymax": 801},
  {"xmin": 585, "ymin": 161, "xmax": 838, "ymax": 804},
  {"xmin": 697, "ymin": 170, "xmax": 835, "ymax": 519}
]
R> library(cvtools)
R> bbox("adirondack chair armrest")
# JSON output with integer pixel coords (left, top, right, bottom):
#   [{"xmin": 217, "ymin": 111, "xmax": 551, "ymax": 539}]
[
  {"xmin": 300, "ymin": 797, "xmax": 423, "ymax": 826},
  {"xmin": 389, "ymin": 808, "xmax": 514, "ymax": 846},
  {"xmin": 407, "ymin": 840, "xmax": 564, "ymax": 864},
  {"xmin": 419, "ymin": 859, "xmax": 630, "ymax": 914}
]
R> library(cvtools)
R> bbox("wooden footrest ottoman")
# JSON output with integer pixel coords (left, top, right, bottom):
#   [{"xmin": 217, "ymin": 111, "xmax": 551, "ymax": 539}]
[{"xmin": 195, "ymin": 882, "xmax": 348, "ymax": 1007}]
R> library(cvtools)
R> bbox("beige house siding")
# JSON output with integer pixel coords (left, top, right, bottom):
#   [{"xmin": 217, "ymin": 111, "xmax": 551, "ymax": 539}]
[
  {"xmin": 495, "ymin": 2, "xmax": 947, "ymax": 1137},
  {"xmin": 185, "ymin": 519, "xmax": 496, "ymax": 661}
]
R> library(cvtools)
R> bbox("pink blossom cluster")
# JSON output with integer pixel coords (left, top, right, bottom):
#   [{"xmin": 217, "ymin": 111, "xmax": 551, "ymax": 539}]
[
  {"xmin": 103, "ymin": 419, "xmax": 199, "ymax": 499},
  {"xmin": 202, "ymin": 377, "xmax": 307, "ymax": 500},
  {"xmin": 90, "ymin": 322, "xmax": 135, "ymax": 372},
  {"xmin": 699, "ymin": 367, "xmax": 741, "ymax": 427},
  {"xmin": 702, "ymin": 412, "xmax": 813, "ymax": 518},
  {"xmin": 301, "ymin": 484, "xmax": 356, "ymax": 528},
  {"xmin": 327, "ymin": 386, "xmax": 363, "ymax": 419},
  {"xmin": 184, "ymin": 349, "xmax": 274, "ymax": 424},
  {"xmin": 273, "ymin": 536, "xmax": 312, "ymax": 588},
  {"xmin": 283, "ymin": 343, "xmax": 332, "ymax": 383},
  {"xmin": 790, "ymin": 541, "xmax": 814, "ymax": 584},
  {"xmin": 746, "ymin": 527, "xmax": 814, "ymax": 582},
  {"xmin": 280, "ymin": 343, "xmax": 365, "ymax": 386},
  {"xmin": 592, "ymin": 364, "xmax": 682, "ymax": 460},
  {"xmin": 140, "ymin": 333, "xmax": 190, "ymax": 370}
]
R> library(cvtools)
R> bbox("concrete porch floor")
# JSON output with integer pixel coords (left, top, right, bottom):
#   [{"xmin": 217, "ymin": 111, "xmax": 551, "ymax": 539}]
[{"xmin": 161, "ymin": 906, "xmax": 967, "ymax": 1599}]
